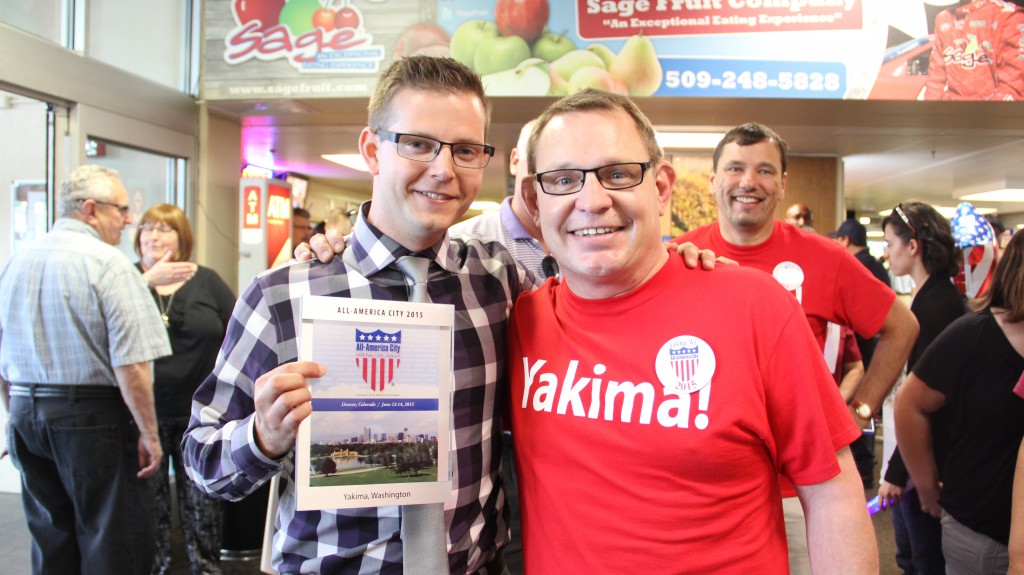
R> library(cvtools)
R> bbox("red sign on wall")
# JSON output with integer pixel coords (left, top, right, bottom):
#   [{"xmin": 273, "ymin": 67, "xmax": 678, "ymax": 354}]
[{"xmin": 243, "ymin": 185, "xmax": 262, "ymax": 230}]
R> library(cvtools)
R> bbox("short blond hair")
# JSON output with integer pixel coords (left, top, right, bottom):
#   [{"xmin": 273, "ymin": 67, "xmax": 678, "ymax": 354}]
[{"xmin": 368, "ymin": 55, "xmax": 490, "ymax": 137}]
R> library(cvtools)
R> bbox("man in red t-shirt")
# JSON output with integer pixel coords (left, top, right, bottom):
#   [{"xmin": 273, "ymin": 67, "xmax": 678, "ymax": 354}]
[
  {"xmin": 676, "ymin": 122, "xmax": 918, "ymax": 572},
  {"xmin": 508, "ymin": 89, "xmax": 878, "ymax": 574}
]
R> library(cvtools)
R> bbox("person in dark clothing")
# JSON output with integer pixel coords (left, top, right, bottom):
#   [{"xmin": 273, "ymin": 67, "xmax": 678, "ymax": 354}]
[
  {"xmin": 878, "ymin": 202, "xmax": 965, "ymax": 575},
  {"xmin": 135, "ymin": 204, "xmax": 237, "ymax": 575},
  {"xmin": 896, "ymin": 228, "xmax": 1024, "ymax": 574}
]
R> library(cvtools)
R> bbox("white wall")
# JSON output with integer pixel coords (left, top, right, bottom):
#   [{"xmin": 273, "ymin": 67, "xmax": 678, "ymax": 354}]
[
  {"xmin": 86, "ymin": 0, "xmax": 188, "ymax": 91},
  {"xmin": 196, "ymin": 107, "xmax": 243, "ymax": 292}
]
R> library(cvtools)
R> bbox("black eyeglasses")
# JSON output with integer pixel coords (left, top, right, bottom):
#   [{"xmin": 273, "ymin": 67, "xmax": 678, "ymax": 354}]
[
  {"xmin": 893, "ymin": 204, "xmax": 917, "ymax": 237},
  {"xmin": 376, "ymin": 129, "xmax": 495, "ymax": 169},
  {"xmin": 86, "ymin": 199, "xmax": 130, "ymax": 216},
  {"xmin": 535, "ymin": 161, "xmax": 653, "ymax": 196}
]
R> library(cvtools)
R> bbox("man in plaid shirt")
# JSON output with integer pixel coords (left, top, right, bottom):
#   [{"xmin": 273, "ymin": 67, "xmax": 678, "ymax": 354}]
[{"xmin": 182, "ymin": 56, "xmax": 532, "ymax": 574}]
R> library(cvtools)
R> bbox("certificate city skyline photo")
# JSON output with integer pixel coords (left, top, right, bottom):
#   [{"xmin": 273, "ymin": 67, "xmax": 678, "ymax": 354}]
[{"xmin": 307, "ymin": 317, "xmax": 444, "ymax": 487}]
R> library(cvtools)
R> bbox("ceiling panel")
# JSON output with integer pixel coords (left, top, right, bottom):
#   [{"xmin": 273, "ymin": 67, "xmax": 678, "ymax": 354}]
[{"xmin": 214, "ymin": 97, "xmax": 1024, "ymax": 224}]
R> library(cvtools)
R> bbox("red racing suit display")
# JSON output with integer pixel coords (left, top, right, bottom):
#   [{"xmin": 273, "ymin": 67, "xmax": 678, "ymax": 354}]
[{"xmin": 924, "ymin": 0, "xmax": 1024, "ymax": 100}]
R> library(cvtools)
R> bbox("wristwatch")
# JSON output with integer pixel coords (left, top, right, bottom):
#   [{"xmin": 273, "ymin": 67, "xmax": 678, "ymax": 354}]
[{"xmin": 851, "ymin": 400, "xmax": 872, "ymax": 420}]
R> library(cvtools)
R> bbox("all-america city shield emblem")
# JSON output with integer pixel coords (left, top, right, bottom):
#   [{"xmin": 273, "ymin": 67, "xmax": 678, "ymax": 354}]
[
  {"xmin": 354, "ymin": 329, "xmax": 402, "ymax": 392},
  {"xmin": 655, "ymin": 335, "xmax": 716, "ymax": 394},
  {"xmin": 670, "ymin": 345, "xmax": 700, "ymax": 389}
]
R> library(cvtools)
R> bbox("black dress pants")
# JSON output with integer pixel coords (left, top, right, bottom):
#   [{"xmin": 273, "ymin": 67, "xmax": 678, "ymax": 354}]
[{"xmin": 8, "ymin": 392, "xmax": 156, "ymax": 575}]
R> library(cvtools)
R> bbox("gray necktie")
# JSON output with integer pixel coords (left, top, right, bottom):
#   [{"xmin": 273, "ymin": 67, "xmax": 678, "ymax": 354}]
[{"xmin": 394, "ymin": 255, "xmax": 448, "ymax": 573}]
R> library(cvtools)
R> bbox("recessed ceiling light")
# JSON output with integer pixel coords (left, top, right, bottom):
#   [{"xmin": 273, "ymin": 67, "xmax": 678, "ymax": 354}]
[
  {"xmin": 322, "ymin": 154, "xmax": 368, "ymax": 172},
  {"xmin": 959, "ymin": 189, "xmax": 1024, "ymax": 202},
  {"xmin": 858, "ymin": 217, "xmax": 871, "ymax": 225},
  {"xmin": 876, "ymin": 205, "xmax": 998, "ymax": 218}
]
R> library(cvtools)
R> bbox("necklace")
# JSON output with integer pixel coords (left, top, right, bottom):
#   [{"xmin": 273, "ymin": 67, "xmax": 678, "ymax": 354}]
[{"xmin": 157, "ymin": 292, "xmax": 175, "ymax": 327}]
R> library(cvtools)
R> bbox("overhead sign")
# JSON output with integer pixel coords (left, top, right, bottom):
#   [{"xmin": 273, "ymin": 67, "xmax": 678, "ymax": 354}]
[{"xmin": 205, "ymin": 0, "xmax": 1024, "ymax": 101}]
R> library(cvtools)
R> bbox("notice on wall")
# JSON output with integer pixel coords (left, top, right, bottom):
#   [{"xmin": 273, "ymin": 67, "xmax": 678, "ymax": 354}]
[{"xmin": 206, "ymin": 0, "xmax": 1024, "ymax": 101}]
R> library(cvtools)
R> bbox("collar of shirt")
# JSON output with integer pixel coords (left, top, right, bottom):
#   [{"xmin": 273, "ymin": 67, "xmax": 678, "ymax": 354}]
[
  {"xmin": 348, "ymin": 201, "xmax": 457, "ymax": 277},
  {"xmin": 498, "ymin": 196, "xmax": 534, "ymax": 242},
  {"xmin": 52, "ymin": 216, "xmax": 104, "ymax": 242}
]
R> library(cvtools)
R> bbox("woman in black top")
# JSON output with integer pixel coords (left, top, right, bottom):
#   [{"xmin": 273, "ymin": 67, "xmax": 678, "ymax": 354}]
[
  {"xmin": 896, "ymin": 230, "xmax": 1024, "ymax": 575},
  {"xmin": 135, "ymin": 204, "xmax": 236, "ymax": 575},
  {"xmin": 878, "ymin": 201, "xmax": 965, "ymax": 575}
]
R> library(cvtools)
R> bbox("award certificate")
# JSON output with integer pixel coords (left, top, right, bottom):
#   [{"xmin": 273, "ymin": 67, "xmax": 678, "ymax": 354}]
[{"xmin": 295, "ymin": 295, "xmax": 454, "ymax": 510}]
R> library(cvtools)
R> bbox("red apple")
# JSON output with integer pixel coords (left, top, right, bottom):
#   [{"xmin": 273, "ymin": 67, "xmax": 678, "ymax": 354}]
[
  {"xmin": 334, "ymin": 6, "xmax": 361, "ymax": 30},
  {"xmin": 312, "ymin": 8, "xmax": 336, "ymax": 31},
  {"xmin": 495, "ymin": 0, "xmax": 549, "ymax": 44},
  {"xmin": 232, "ymin": 0, "xmax": 286, "ymax": 31},
  {"xmin": 393, "ymin": 23, "xmax": 451, "ymax": 58}
]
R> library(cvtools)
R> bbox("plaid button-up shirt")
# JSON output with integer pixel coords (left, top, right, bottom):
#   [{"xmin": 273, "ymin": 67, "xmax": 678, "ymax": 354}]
[
  {"xmin": 183, "ymin": 204, "xmax": 534, "ymax": 574},
  {"xmin": 0, "ymin": 218, "xmax": 170, "ymax": 385}
]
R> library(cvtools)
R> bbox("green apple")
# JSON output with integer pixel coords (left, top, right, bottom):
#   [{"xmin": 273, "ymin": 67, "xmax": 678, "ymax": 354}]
[
  {"xmin": 550, "ymin": 49, "xmax": 606, "ymax": 81},
  {"xmin": 532, "ymin": 30, "xmax": 576, "ymax": 62},
  {"xmin": 567, "ymin": 66, "xmax": 628, "ymax": 95},
  {"xmin": 450, "ymin": 20, "xmax": 499, "ymax": 67},
  {"xmin": 482, "ymin": 58, "xmax": 552, "ymax": 96},
  {"xmin": 278, "ymin": 0, "xmax": 322, "ymax": 36},
  {"xmin": 473, "ymin": 34, "xmax": 531, "ymax": 76},
  {"xmin": 587, "ymin": 44, "xmax": 617, "ymax": 69}
]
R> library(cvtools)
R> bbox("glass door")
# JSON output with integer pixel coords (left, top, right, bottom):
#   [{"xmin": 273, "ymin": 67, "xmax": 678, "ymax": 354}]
[
  {"xmin": 0, "ymin": 91, "xmax": 61, "ymax": 266},
  {"xmin": 85, "ymin": 138, "xmax": 187, "ymax": 259}
]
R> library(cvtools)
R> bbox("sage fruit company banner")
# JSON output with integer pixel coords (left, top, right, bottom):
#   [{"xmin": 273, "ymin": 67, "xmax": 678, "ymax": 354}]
[
  {"xmin": 205, "ymin": 0, "xmax": 422, "ymax": 99},
  {"xmin": 206, "ymin": 0, "xmax": 1024, "ymax": 101}
]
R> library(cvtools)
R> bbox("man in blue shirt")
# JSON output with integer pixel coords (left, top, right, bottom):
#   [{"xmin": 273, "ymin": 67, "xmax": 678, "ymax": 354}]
[{"xmin": 0, "ymin": 164, "xmax": 171, "ymax": 574}]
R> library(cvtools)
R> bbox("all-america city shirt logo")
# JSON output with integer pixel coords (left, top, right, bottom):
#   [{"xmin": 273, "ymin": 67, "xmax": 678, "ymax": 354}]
[
  {"xmin": 519, "ymin": 335, "xmax": 717, "ymax": 431},
  {"xmin": 355, "ymin": 329, "xmax": 401, "ymax": 392},
  {"xmin": 654, "ymin": 335, "xmax": 715, "ymax": 430},
  {"xmin": 772, "ymin": 261, "xmax": 806, "ymax": 303}
]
